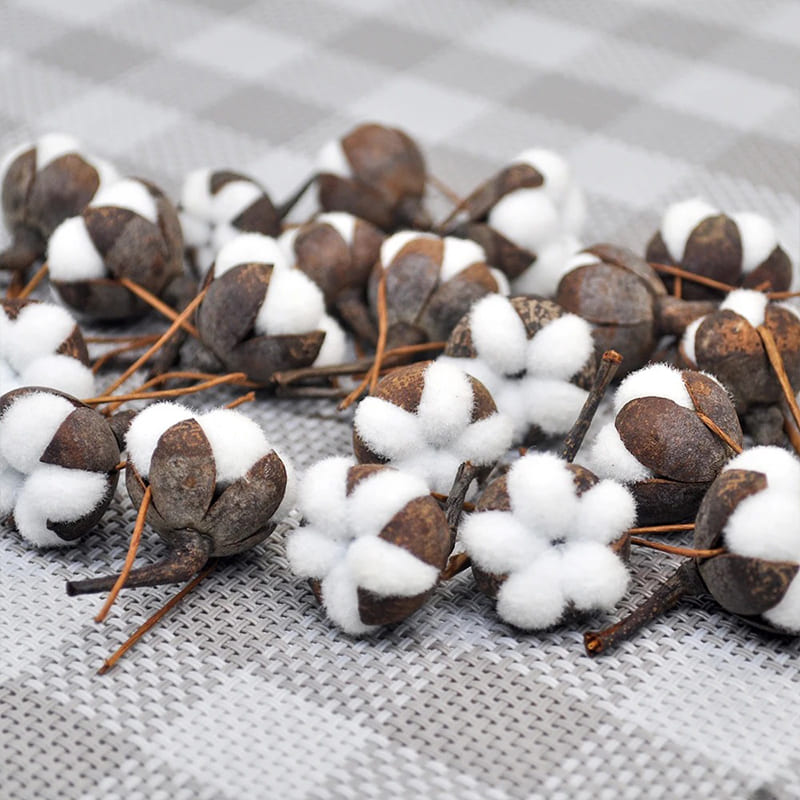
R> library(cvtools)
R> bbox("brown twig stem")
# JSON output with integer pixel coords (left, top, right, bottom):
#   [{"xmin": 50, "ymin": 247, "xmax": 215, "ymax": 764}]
[
  {"xmin": 15, "ymin": 262, "xmax": 49, "ymax": 300},
  {"xmin": 695, "ymin": 411, "xmax": 743, "ymax": 454},
  {"xmin": 627, "ymin": 523, "xmax": 695, "ymax": 535},
  {"xmin": 117, "ymin": 277, "xmax": 200, "ymax": 339},
  {"xmin": 427, "ymin": 174, "xmax": 463, "ymax": 208},
  {"xmin": 91, "ymin": 335, "xmax": 161, "ymax": 374},
  {"xmin": 225, "ymin": 391, "xmax": 256, "ymax": 410},
  {"xmin": 629, "ymin": 537, "xmax": 724, "ymax": 559}
]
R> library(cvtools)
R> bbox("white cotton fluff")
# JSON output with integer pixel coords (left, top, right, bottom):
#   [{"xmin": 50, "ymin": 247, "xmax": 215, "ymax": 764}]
[
  {"xmin": 522, "ymin": 379, "xmax": 588, "ymax": 437},
  {"xmin": 317, "ymin": 137, "xmax": 353, "ymax": 179},
  {"xmin": 196, "ymin": 408, "xmax": 270, "ymax": 487},
  {"xmin": 17, "ymin": 355, "xmax": 94, "ymax": 400},
  {"xmin": 354, "ymin": 397, "xmax": 423, "ymax": 461},
  {"xmin": 346, "ymin": 535, "xmax": 439, "ymax": 597},
  {"xmin": 180, "ymin": 168, "xmax": 215, "ymax": 219},
  {"xmin": 460, "ymin": 510, "xmax": 548, "ymax": 575},
  {"xmin": 489, "ymin": 189, "xmax": 560, "ymax": 256},
  {"xmin": 47, "ymin": 216, "xmax": 107, "ymax": 282},
  {"xmin": 512, "ymin": 234, "xmax": 582, "ymax": 296},
  {"xmin": 380, "ymin": 230, "xmax": 436, "ymax": 267},
  {"xmin": 514, "ymin": 149, "xmax": 572, "ymax": 205},
  {"xmin": 125, "ymin": 401, "xmax": 195, "ymax": 480},
  {"xmin": 558, "ymin": 541, "xmax": 628, "ymax": 611},
  {"xmin": 725, "ymin": 446, "xmax": 800, "ymax": 497},
  {"xmin": 730, "ymin": 212, "xmax": 778, "ymax": 273},
  {"xmin": 564, "ymin": 250, "xmax": 602, "ymax": 274},
  {"xmin": 255, "ymin": 268, "xmax": 327, "ymax": 336},
  {"xmin": 213, "ymin": 232, "xmax": 289, "ymax": 278},
  {"xmin": 496, "ymin": 551, "xmax": 566, "ymax": 630},
  {"xmin": 681, "ymin": 316, "xmax": 703, "ymax": 366},
  {"xmin": 210, "ymin": 180, "xmax": 263, "ymax": 225},
  {"xmin": 33, "ymin": 133, "xmax": 81, "ymax": 171},
  {"xmin": 321, "ymin": 560, "xmax": 376, "ymax": 636},
  {"xmin": 439, "ymin": 236, "xmax": 487, "ymax": 282},
  {"xmin": 0, "ymin": 469, "xmax": 24, "ymax": 517},
  {"xmin": 316, "ymin": 211, "xmax": 357, "ymax": 245},
  {"xmin": 453, "ymin": 412, "xmax": 513, "ymax": 465},
  {"xmin": 417, "ymin": 361, "xmax": 474, "ymax": 447},
  {"xmin": 3, "ymin": 303, "xmax": 76, "ymax": 372},
  {"xmin": 312, "ymin": 314, "xmax": 347, "ymax": 367},
  {"xmin": 764, "ymin": 578, "xmax": 800, "ymax": 632},
  {"xmin": 297, "ymin": 456, "xmax": 353, "ymax": 538},
  {"xmin": 469, "ymin": 294, "xmax": 529, "ymax": 377},
  {"xmin": 660, "ymin": 198, "xmax": 718, "ymax": 262},
  {"xmin": 574, "ymin": 479, "xmax": 637, "ymax": 544},
  {"xmin": 719, "ymin": 288, "xmax": 768, "ymax": 328},
  {"xmin": 286, "ymin": 526, "xmax": 347, "ymax": 578},
  {"xmin": 612, "ymin": 363, "xmax": 693, "ymax": 415},
  {"xmin": 90, "ymin": 178, "xmax": 157, "ymax": 224},
  {"xmin": 526, "ymin": 313, "xmax": 593, "ymax": 380},
  {"xmin": 587, "ymin": 421, "xmax": 653, "ymax": 483}
]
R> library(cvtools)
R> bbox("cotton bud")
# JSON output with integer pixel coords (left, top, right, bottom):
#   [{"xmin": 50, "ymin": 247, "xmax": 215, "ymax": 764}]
[
  {"xmin": 0, "ymin": 133, "xmax": 117, "ymax": 274},
  {"xmin": 286, "ymin": 458, "xmax": 451, "ymax": 635},
  {"xmin": 646, "ymin": 198, "xmax": 793, "ymax": 299},
  {"xmin": 48, "ymin": 178, "xmax": 184, "ymax": 321},
  {"xmin": 316, "ymin": 123, "xmax": 430, "ymax": 231}
]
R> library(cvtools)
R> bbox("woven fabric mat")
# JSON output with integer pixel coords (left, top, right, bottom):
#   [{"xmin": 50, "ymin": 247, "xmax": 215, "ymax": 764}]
[{"xmin": 1, "ymin": 1, "xmax": 799, "ymax": 798}]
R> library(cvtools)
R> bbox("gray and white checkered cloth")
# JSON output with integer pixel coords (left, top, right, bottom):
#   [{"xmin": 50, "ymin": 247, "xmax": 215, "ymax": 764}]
[{"xmin": 1, "ymin": 1, "xmax": 799, "ymax": 797}]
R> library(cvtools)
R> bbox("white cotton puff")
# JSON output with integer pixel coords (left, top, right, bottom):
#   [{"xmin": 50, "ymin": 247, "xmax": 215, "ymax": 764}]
[
  {"xmin": 0, "ymin": 469, "xmax": 24, "ymax": 517},
  {"xmin": 354, "ymin": 397, "xmax": 423, "ymax": 461},
  {"xmin": 346, "ymin": 536, "xmax": 439, "ymax": 597},
  {"xmin": 439, "ymin": 236, "xmax": 487, "ymax": 282},
  {"xmin": 394, "ymin": 449, "xmax": 462, "ymax": 495},
  {"xmin": 87, "ymin": 157, "xmax": 118, "ymax": 191},
  {"xmin": 417, "ymin": 361, "xmax": 474, "ymax": 448},
  {"xmin": 317, "ymin": 137, "xmax": 353, "ymax": 180},
  {"xmin": 681, "ymin": 316, "xmax": 703, "ymax": 366},
  {"xmin": 179, "ymin": 212, "xmax": 209, "ymax": 253},
  {"xmin": 380, "ymin": 230, "xmax": 436, "ymax": 267},
  {"xmin": 564, "ymin": 250, "xmax": 601, "ymax": 273},
  {"xmin": 453, "ymin": 412, "xmax": 513, "ymax": 465},
  {"xmin": 512, "ymin": 234, "xmax": 582, "ymax": 297},
  {"xmin": 660, "ymin": 198, "xmax": 718, "ymax": 262},
  {"xmin": 0, "ymin": 391, "xmax": 75, "ymax": 474},
  {"xmin": 321, "ymin": 560, "xmax": 377, "ymax": 636},
  {"xmin": 527, "ymin": 313, "xmax": 593, "ymax": 380},
  {"xmin": 316, "ymin": 211, "xmax": 357, "ymax": 245},
  {"xmin": 514, "ymin": 149, "xmax": 571, "ymax": 204},
  {"xmin": 468, "ymin": 294, "xmax": 529, "ymax": 377},
  {"xmin": 180, "ymin": 168, "xmax": 214, "ymax": 218},
  {"xmin": 489, "ymin": 188, "xmax": 560, "ymax": 255},
  {"xmin": 719, "ymin": 289, "xmax": 768, "ymax": 328},
  {"xmin": 13, "ymin": 463, "xmax": 109, "ymax": 547},
  {"xmin": 312, "ymin": 314, "xmax": 348, "ymax": 367},
  {"xmin": 196, "ymin": 408, "xmax": 270, "ymax": 487},
  {"xmin": 20, "ymin": 354, "xmax": 95, "ymax": 399},
  {"xmin": 560, "ymin": 541, "xmax": 629, "ymax": 612},
  {"xmin": 125, "ymin": 401, "xmax": 195, "ymax": 480},
  {"xmin": 214, "ymin": 232, "xmax": 289, "ymax": 278},
  {"xmin": 725, "ymin": 446, "xmax": 800, "ymax": 497},
  {"xmin": 495, "ymin": 550, "xmax": 565, "ymax": 629},
  {"xmin": 297, "ymin": 456, "xmax": 353, "ymax": 538},
  {"xmin": 211, "ymin": 180, "xmax": 263, "ymax": 224},
  {"xmin": 524, "ymin": 378, "xmax": 587, "ymax": 436},
  {"xmin": 613, "ymin": 363, "xmax": 692, "ymax": 414},
  {"xmin": 90, "ymin": 178, "xmax": 157, "ymax": 224},
  {"xmin": 730, "ymin": 212, "xmax": 778, "ymax": 273},
  {"xmin": 286, "ymin": 525, "xmax": 347, "ymax": 579},
  {"xmin": 47, "ymin": 216, "xmax": 107, "ymax": 282},
  {"xmin": 724, "ymin": 492, "xmax": 800, "ymax": 563},
  {"xmin": 461, "ymin": 510, "xmax": 548, "ymax": 575},
  {"xmin": 507, "ymin": 453, "xmax": 577, "ymax": 540},
  {"xmin": 489, "ymin": 267, "xmax": 511, "ymax": 295},
  {"xmin": 34, "ymin": 133, "xmax": 81, "ymax": 171},
  {"xmin": 763, "ymin": 576, "xmax": 800, "ymax": 633},
  {"xmin": 256, "ymin": 268, "xmax": 326, "ymax": 336},
  {"xmin": 346, "ymin": 468, "xmax": 429, "ymax": 540},
  {"xmin": 574, "ymin": 479, "xmax": 637, "ymax": 544},
  {"xmin": 3, "ymin": 302, "xmax": 77, "ymax": 372},
  {"xmin": 587, "ymin": 422, "xmax": 653, "ymax": 483},
  {"xmin": 277, "ymin": 226, "xmax": 300, "ymax": 263}
]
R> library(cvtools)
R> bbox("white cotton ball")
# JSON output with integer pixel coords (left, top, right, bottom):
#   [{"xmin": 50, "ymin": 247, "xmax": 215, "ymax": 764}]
[
  {"xmin": 726, "ymin": 446, "xmax": 800, "ymax": 497},
  {"xmin": 453, "ymin": 412, "xmax": 513, "ymax": 466},
  {"xmin": 417, "ymin": 361, "xmax": 474, "ymax": 448},
  {"xmin": 439, "ymin": 236, "xmax": 486, "ymax": 282},
  {"xmin": 312, "ymin": 315, "xmax": 348, "ymax": 367},
  {"xmin": 495, "ymin": 550, "xmax": 565, "ymax": 629},
  {"xmin": 13, "ymin": 463, "xmax": 109, "ymax": 547},
  {"xmin": 586, "ymin": 422, "xmax": 653, "ymax": 483},
  {"xmin": 47, "ymin": 216, "xmax": 107, "ymax": 282},
  {"xmin": 179, "ymin": 210, "xmax": 210, "ymax": 250},
  {"xmin": 125, "ymin": 402, "xmax": 195, "ymax": 480},
  {"xmin": 271, "ymin": 448, "xmax": 296, "ymax": 521},
  {"xmin": 763, "ymin": 576, "xmax": 800, "ymax": 633},
  {"xmin": 286, "ymin": 525, "xmax": 347, "ymax": 579},
  {"xmin": 380, "ymin": 230, "xmax": 436, "ymax": 267},
  {"xmin": 719, "ymin": 289, "xmax": 768, "ymax": 328},
  {"xmin": 20, "ymin": 355, "xmax": 95, "ymax": 399},
  {"xmin": 681, "ymin": 316, "xmax": 704, "ymax": 366},
  {"xmin": 211, "ymin": 180, "xmax": 263, "ymax": 224},
  {"xmin": 731, "ymin": 212, "xmax": 778, "ymax": 273},
  {"xmin": 507, "ymin": 453, "xmax": 577, "ymax": 540},
  {"xmin": 489, "ymin": 188, "xmax": 560, "ymax": 255},
  {"xmin": 468, "ymin": 294, "xmax": 529, "ymax": 377},
  {"xmin": 354, "ymin": 396, "xmax": 423, "ymax": 461},
  {"xmin": 489, "ymin": 268, "xmax": 510, "ymax": 295},
  {"xmin": 524, "ymin": 378, "xmax": 587, "ymax": 436},
  {"xmin": 277, "ymin": 226, "xmax": 300, "ymax": 263},
  {"xmin": 88, "ymin": 157, "xmax": 118, "ymax": 191},
  {"xmin": 527, "ymin": 313, "xmax": 593, "ymax": 380},
  {"xmin": 214, "ymin": 232, "xmax": 289, "ymax": 278},
  {"xmin": 461, "ymin": 510, "xmax": 548, "ymax": 575},
  {"xmin": 317, "ymin": 138, "xmax": 353, "ymax": 179},
  {"xmin": 512, "ymin": 235, "xmax": 582, "ymax": 297},
  {"xmin": 35, "ymin": 133, "xmax": 81, "ymax": 171},
  {"xmin": 514, "ymin": 149, "xmax": 571, "ymax": 204},
  {"xmin": 613, "ymin": 363, "xmax": 692, "ymax": 414},
  {"xmin": 660, "ymin": 198, "xmax": 718, "ymax": 262},
  {"xmin": 180, "ymin": 168, "xmax": 213, "ymax": 217},
  {"xmin": 321, "ymin": 560, "xmax": 377, "ymax": 636},
  {"xmin": 395, "ymin": 448, "xmax": 462, "ymax": 495},
  {"xmin": 256, "ymin": 268, "xmax": 326, "ymax": 336},
  {"xmin": 347, "ymin": 536, "xmax": 439, "ymax": 597},
  {"xmin": 0, "ymin": 468, "xmax": 24, "ymax": 516},
  {"xmin": 316, "ymin": 212, "xmax": 357, "ymax": 245},
  {"xmin": 0, "ymin": 392, "xmax": 74, "ymax": 474},
  {"xmin": 561, "ymin": 184, "xmax": 586, "ymax": 234},
  {"xmin": 197, "ymin": 409, "xmax": 270, "ymax": 487},
  {"xmin": 0, "ymin": 362, "xmax": 18, "ymax": 396},
  {"xmin": 297, "ymin": 456, "xmax": 353, "ymax": 537},
  {"xmin": 347, "ymin": 469, "xmax": 429, "ymax": 540},
  {"xmin": 5, "ymin": 303, "xmax": 78, "ymax": 373},
  {"xmin": 488, "ymin": 377, "xmax": 531, "ymax": 442},
  {"xmin": 564, "ymin": 250, "xmax": 601, "ymax": 274},
  {"xmin": 574, "ymin": 479, "xmax": 637, "ymax": 544},
  {"xmin": 91, "ymin": 178, "xmax": 157, "ymax": 224},
  {"xmin": 724, "ymin": 492, "xmax": 800, "ymax": 563},
  {"xmin": 560, "ymin": 541, "xmax": 629, "ymax": 612}
]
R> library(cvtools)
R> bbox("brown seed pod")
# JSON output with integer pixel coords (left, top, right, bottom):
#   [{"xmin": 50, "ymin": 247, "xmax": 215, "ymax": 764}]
[
  {"xmin": 646, "ymin": 198, "xmax": 793, "ymax": 300},
  {"xmin": 47, "ymin": 178, "xmax": 184, "ymax": 321},
  {"xmin": 286, "ymin": 459, "xmax": 452, "ymax": 635},
  {"xmin": 316, "ymin": 123, "xmax": 431, "ymax": 231}
]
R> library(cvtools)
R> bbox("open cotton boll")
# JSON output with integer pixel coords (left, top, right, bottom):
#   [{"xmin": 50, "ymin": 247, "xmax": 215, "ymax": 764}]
[
  {"xmin": 33, "ymin": 133, "xmax": 81, "ymax": 171},
  {"xmin": 588, "ymin": 422, "xmax": 653, "ymax": 483},
  {"xmin": 214, "ymin": 232, "xmax": 289, "ymax": 278},
  {"xmin": 397, "ymin": 448, "xmax": 462, "ymax": 496},
  {"xmin": 211, "ymin": 181, "xmax": 263, "ymax": 225},
  {"xmin": 726, "ymin": 446, "xmax": 800, "ymax": 497},
  {"xmin": 523, "ymin": 379, "xmax": 587, "ymax": 437},
  {"xmin": 312, "ymin": 314, "xmax": 347, "ymax": 367},
  {"xmin": 20, "ymin": 355, "xmax": 94, "ymax": 399},
  {"xmin": 460, "ymin": 510, "xmax": 548, "ymax": 575},
  {"xmin": 297, "ymin": 456, "xmax": 353, "ymax": 537},
  {"xmin": 469, "ymin": 294, "xmax": 529, "ymax": 377},
  {"xmin": 286, "ymin": 526, "xmax": 347, "ymax": 578},
  {"xmin": 724, "ymin": 492, "xmax": 800, "ymax": 563},
  {"xmin": 346, "ymin": 469, "xmax": 429, "ymax": 540},
  {"xmin": 317, "ymin": 138, "xmax": 352, "ymax": 179},
  {"xmin": 47, "ymin": 216, "xmax": 107, "ymax": 282},
  {"xmin": 439, "ymin": 237, "xmax": 487, "ymax": 282},
  {"xmin": 526, "ymin": 313, "xmax": 593, "ymax": 380},
  {"xmin": 489, "ymin": 189, "xmax": 560, "ymax": 255},
  {"xmin": 453, "ymin": 412, "xmax": 513, "ymax": 465},
  {"xmin": 730, "ymin": 212, "xmax": 779, "ymax": 273},
  {"xmin": 514, "ymin": 148, "xmax": 571, "ymax": 203},
  {"xmin": 353, "ymin": 397, "xmax": 423, "ymax": 461},
  {"xmin": 512, "ymin": 234, "xmax": 582, "ymax": 296},
  {"xmin": 90, "ymin": 178, "xmax": 158, "ymax": 224},
  {"xmin": 379, "ymin": 230, "xmax": 436, "ymax": 267},
  {"xmin": 197, "ymin": 409, "xmax": 270, "ymax": 487},
  {"xmin": 255, "ymin": 268, "xmax": 326, "ymax": 336},
  {"xmin": 719, "ymin": 289, "xmax": 768, "ymax": 328},
  {"xmin": 764, "ymin": 578, "xmax": 800, "ymax": 633},
  {"xmin": 495, "ymin": 551, "xmax": 565, "ymax": 630},
  {"xmin": 346, "ymin": 536, "xmax": 439, "ymax": 597},
  {"xmin": 4, "ymin": 303, "xmax": 77, "ymax": 371},
  {"xmin": 660, "ymin": 198, "xmax": 718, "ymax": 262},
  {"xmin": 125, "ymin": 402, "xmax": 195, "ymax": 480},
  {"xmin": 574, "ymin": 480, "xmax": 637, "ymax": 545},
  {"xmin": 180, "ymin": 168, "xmax": 215, "ymax": 219},
  {"xmin": 321, "ymin": 561, "xmax": 376, "ymax": 636},
  {"xmin": 417, "ymin": 361, "xmax": 474, "ymax": 447},
  {"xmin": 613, "ymin": 363, "xmax": 693, "ymax": 414},
  {"xmin": 559, "ymin": 541, "xmax": 629, "ymax": 612},
  {"xmin": 316, "ymin": 211, "xmax": 357, "ymax": 244}
]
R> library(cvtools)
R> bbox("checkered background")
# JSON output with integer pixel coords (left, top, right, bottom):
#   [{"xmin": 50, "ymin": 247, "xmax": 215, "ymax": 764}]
[{"xmin": 1, "ymin": 0, "xmax": 799, "ymax": 798}]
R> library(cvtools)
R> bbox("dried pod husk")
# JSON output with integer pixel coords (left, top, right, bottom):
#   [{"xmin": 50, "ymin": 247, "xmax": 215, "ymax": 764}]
[
  {"xmin": 461, "ymin": 452, "xmax": 634, "ymax": 629},
  {"xmin": 316, "ymin": 123, "xmax": 430, "ymax": 231},
  {"xmin": 0, "ymin": 387, "xmax": 120, "ymax": 546},
  {"xmin": 48, "ymin": 178, "xmax": 184, "ymax": 321},
  {"xmin": 646, "ymin": 198, "xmax": 793, "ymax": 300},
  {"xmin": 441, "ymin": 294, "xmax": 596, "ymax": 446},
  {"xmin": 368, "ymin": 231, "xmax": 508, "ymax": 348},
  {"xmin": 286, "ymin": 458, "xmax": 452, "ymax": 635},
  {"xmin": 0, "ymin": 134, "xmax": 117, "ymax": 274}
]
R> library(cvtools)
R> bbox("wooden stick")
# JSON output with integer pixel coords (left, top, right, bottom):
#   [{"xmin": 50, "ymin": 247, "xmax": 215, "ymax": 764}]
[
  {"xmin": 15, "ymin": 262, "xmax": 49, "ymax": 300},
  {"xmin": 225, "ymin": 391, "xmax": 256, "ymax": 410},
  {"xmin": 695, "ymin": 411, "xmax": 743, "ymax": 454},
  {"xmin": 629, "ymin": 536, "xmax": 724, "ymax": 559},
  {"xmin": 117, "ymin": 277, "xmax": 200, "ymax": 339},
  {"xmin": 427, "ymin": 174, "xmax": 463, "ymax": 208},
  {"xmin": 91, "ymin": 335, "xmax": 161, "ymax": 374},
  {"xmin": 757, "ymin": 324, "xmax": 800, "ymax": 434},
  {"xmin": 627, "ymin": 523, "xmax": 695, "ymax": 535},
  {"xmin": 85, "ymin": 373, "xmax": 247, "ymax": 409},
  {"xmin": 649, "ymin": 263, "xmax": 739, "ymax": 294}
]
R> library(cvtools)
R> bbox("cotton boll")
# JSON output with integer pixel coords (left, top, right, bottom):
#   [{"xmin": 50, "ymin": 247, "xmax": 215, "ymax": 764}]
[
  {"xmin": 726, "ymin": 446, "xmax": 800, "ymax": 497},
  {"xmin": 347, "ymin": 469, "xmax": 429, "ymax": 540},
  {"xmin": 397, "ymin": 448, "xmax": 462, "ymax": 495},
  {"xmin": 346, "ymin": 536, "xmax": 439, "ymax": 597},
  {"xmin": 560, "ymin": 541, "xmax": 629, "ymax": 612},
  {"xmin": 91, "ymin": 179, "xmax": 157, "ymax": 224},
  {"xmin": 417, "ymin": 361, "xmax": 474, "ymax": 447},
  {"xmin": 724, "ymin": 492, "xmax": 800, "ymax": 563},
  {"xmin": 297, "ymin": 457, "xmax": 352, "ymax": 536},
  {"xmin": 179, "ymin": 211, "xmax": 210, "ymax": 250},
  {"xmin": 380, "ymin": 231, "xmax": 435, "ymax": 267},
  {"xmin": 0, "ymin": 469, "xmax": 24, "ymax": 516},
  {"xmin": 719, "ymin": 289, "xmax": 768, "ymax": 328},
  {"xmin": 515, "ymin": 149, "xmax": 571, "ymax": 204},
  {"xmin": 661, "ymin": 198, "xmax": 718, "ymax": 262},
  {"xmin": 312, "ymin": 315, "xmax": 348, "ymax": 367},
  {"xmin": 681, "ymin": 317, "xmax": 703, "ymax": 365},
  {"xmin": 730, "ymin": 212, "xmax": 778, "ymax": 273},
  {"xmin": 587, "ymin": 423, "xmax": 653, "ymax": 483},
  {"xmin": 0, "ymin": 392, "xmax": 74, "ymax": 474},
  {"xmin": 439, "ymin": 237, "xmax": 486, "ymax": 282},
  {"xmin": 321, "ymin": 561, "xmax": 377, "ymax": 636},
  {"xmin": 211, "ymin": 180, "xmax": 263, "ymax": 224},
  {"xmin": 453, "ymin": 412, "xmax": 513, "ymax": 465},
  {"xmin": 34, "ymin": 133, "xmax": 80, "ymax": 171},
  {"xmin": 354, "ymin": 397, "xmax": 423, "ymax": 461},
  {"xmin": 489, "ymin": 379, "xmax": 531, "ymax": 442},
  {"xmin": 524, "ymin": 378, "xmax": 587, "ymax": 436},
  {"xmin": 20, "ymin": 354, "xmax": 95, "ymax": 399},
  {"xmin": 197, "ymin": 409, "xmax": 270, "ymax": 487},
  {"xmin": 180, "ymin": 168, "xmax": 214, "ymax": 218},
  {"xmin": 13, "ymin": 463, "xmax": 109, "ymax": 547},
  {"xmin": 495, "ymin": 550, "xmax": 565, "ymax": 629},
  {"xmin": 461, "ymin": 511, "xmax": 548, "ymax": 574},
  {"xmin": 125, "ymin": 402, "xmax": 195, "ymax": 479},
  {"xmin": 5, "ymin": 303, "xmax": 77, "ymax": 372},
  {"xmin": 0, "ymin": 362, "xmax": 18, "ymax": 395},
  {"xmin": 214, "ymin": 233, "xmax": 289, "ymax": 278},
  {"xmin": 286, "ymin": 526, "xmax": 347, "ymax": 579},
  {"xmin": 574, "ymin": 480, "xmax": 637, "ymax": 544},
  {"xmin": 489, "ymin": 267, "xmax": 510, "ymax": 295},
  {"xmin": 316, "ymin": 212, "xmax": 357, "ymax": 244},
  {"xmin": 468, "ymin": 294, "xmax": 529, "ymax": 376},
  {"xmin": 763, "ymin": 576, "xmax": 800, "ymax": 633},
  {"xmin": 613, "ymin": 363, "xmax": 692, "ymax": 414},
  {"xmin": 256, "ymin": 269, "xmax": 326, "ymax": 336},
  {"xmin": 88, "ymin": 157, "xmax": 118, "ymax": 190},
  {"xmin": 47, "ymin": 216, "xmax": 107, "ymax": 281},
  {"xmin": 317, "ymin": 138, "xmax": 352, "ymax": 179},
  {"xmin": 489, "ymin": 189, "xmax": 560, "ymax": 255},
  {"xmin": 527, "ymin": 313, "xmax": 593, "ymax": 380},
  {"xmin": 513, "ymin": 235, "xmax": 581, "ymax": 297}
]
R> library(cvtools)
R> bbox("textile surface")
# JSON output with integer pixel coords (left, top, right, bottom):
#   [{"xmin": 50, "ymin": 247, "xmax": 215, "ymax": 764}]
[{"xmin": 1, "ymin": 0, "xmax": 799, "ymax": 798}]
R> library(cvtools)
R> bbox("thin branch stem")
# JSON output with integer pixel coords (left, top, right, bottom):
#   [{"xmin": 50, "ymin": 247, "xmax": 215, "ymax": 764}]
[
  {"xmin": 695, "ymin": 411, "xmax": 743, "ymax": 454},
  {"xmin": 225, "ymin": 391, "xmax": 255, "ymax": 409},
  {"xmin": 629, "ymin": 536, "xmax": 724, "ymax": 559},
  {"xmin": 15, "ymin": 262, "xmax": 49, "ymax": 300},
  {"xmin": 117, "ymin": 277, "xmax": 200, "ymax": 339},
  {"xmin": 426, "ymin": 174, "xmax": 463, "ymax": 208},
  {"xmin": 627, "ymin": 523, "xmax": 695, "ymax": 535},
  {"xmin": 91, "ymin": 335, "xmax": 161, "ymax": 374}
]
